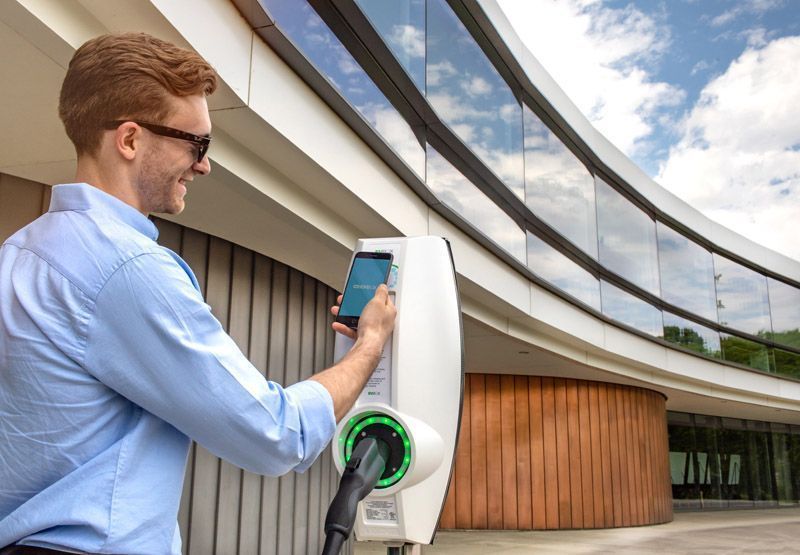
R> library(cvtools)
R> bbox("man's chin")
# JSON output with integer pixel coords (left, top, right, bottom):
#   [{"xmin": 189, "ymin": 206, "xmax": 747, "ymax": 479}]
[{"xmin": 153, "ymin": 201, "xmax": 185, "ymax": 216}]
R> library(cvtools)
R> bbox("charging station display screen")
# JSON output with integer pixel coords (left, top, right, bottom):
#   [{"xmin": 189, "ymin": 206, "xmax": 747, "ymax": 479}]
[{"xmin": 339, "ymin": 256, "xmax": 392, "ymax": 317}]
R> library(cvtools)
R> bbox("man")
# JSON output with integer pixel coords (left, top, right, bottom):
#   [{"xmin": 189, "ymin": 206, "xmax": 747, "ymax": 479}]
[{"xmin": 0, "ymin": 33, "xmax": 395, "ymax": 555}]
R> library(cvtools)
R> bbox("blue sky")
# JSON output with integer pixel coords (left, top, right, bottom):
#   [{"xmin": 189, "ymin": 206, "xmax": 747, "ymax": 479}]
[{"xmin": 498, "ymin": 0, "xmax": 800, "ymax": 262}]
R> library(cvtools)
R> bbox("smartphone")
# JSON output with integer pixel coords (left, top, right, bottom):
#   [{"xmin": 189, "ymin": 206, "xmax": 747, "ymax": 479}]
[{"xmin": 335, "ymin": 251, "xmax": 394, "ymax": 330}]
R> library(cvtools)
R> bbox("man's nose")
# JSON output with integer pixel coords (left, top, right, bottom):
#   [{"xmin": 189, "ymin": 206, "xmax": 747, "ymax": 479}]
[{"xmin": 193, "ymin": 154, "xmax": 211, "ymax": 175}]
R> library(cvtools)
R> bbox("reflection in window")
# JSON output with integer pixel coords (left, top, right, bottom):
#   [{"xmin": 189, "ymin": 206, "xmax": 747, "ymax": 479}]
[
  {"xmin": 768, "ymin": 278, "xmax": 800, "ymax": 349},
  {"xmin": 714, "ymin": 255, "xmax": 772, "ymax": 337},
  {"xmin": 596, "ymin": 178, "xmax": 661, "ymax": 296},
  {"xmin": 427, "ymin": 145, "xmax": 525, "ymax": 261},
  {"xmin": 668, "ymin": 412, "xmax": 798, "ymax": 510},
  {"xmin": 262, "ymin": 0, "xmax": 425, "ymax": 177},
  {"xmin": 600, "ymin": 280, "xmax": 663, "ymax": 336},
  {"xmin": 523, "ymin": 105, "xmax": 598, "ymax": 258},
  {"xmin": 355, "ymin": 0, "xmax": 425, "ymax": 91},
  {"xmin": 720, "ymin": 333, "xmax": 774, "ymax": 373},
  {"xmin": 526, "ymin": 232, "xmax": 600, "ymax": 310},
  {"xmin": 657, "ymin": 223, "xmax": 718, "ymax": 322},
  {"xmin": 774, "ymin": 349, "xmax": 800, "ymax": 380},
  {"xmin": 663, "ymin": 312, "xmax": 721, "ymax": 358},
  {"xmin": 426, "ymin": 0, "xmax": 523, "ymax": 198}
]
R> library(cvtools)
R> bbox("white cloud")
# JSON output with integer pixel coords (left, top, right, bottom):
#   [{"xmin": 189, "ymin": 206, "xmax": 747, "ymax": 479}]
[
  {"xmin": 690, "ymin": 60, "xmax": 711, "ymax": 76},
  {"xmin": 337, "ymin": 56, "xmax": 361, "ymax": 76},
  {"xmin": 497, "ymin": 0, "xmax": 684, "ymax": 157},
  {"xmin": 740, "ymin": 27, "xmax": 770, "ymax": 47},
  {"xmin": 389, "ymin": 24, "xmax": 425, "ymax": 59},
  {"xmin": 709, "ymin": 0, "xmax": 784, "ymax": 28},
  {"xmin": 461, "ymin": 75, "xmax": 493, "ymax": 97},
  {"xmin": 426, "ymin": 61, "xmax": 457, "ymax": 86},
  {"xmin": 657, "ymin": 36, "xmax": 800, "ymax": 261},
  {"xmin": 357, "ymin": 102, "xmax": 426, "ymax": 177}
]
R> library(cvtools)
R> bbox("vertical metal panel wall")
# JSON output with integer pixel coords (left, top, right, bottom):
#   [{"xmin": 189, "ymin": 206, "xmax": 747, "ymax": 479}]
[
  {"xmin": 440, "ymin": 374, "xmax": 673, "ymax": 530},
  {"xmin": 0, "ymin": 176, "xmax": 350, "ymax": 554},
  {"xmin": 155, "ymin": 219, "xmax": 351, "ymax": 555}
]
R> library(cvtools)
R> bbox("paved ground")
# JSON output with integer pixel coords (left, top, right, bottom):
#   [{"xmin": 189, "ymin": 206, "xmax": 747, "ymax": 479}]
[{"xmin": 354, "ymin": 507, "xmax": 800, "ymax": 554}]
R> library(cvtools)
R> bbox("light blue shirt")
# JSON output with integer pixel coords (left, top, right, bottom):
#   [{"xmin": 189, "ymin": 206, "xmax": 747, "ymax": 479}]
[{"xmin": 0, "ymin": 183, "xmax": 335, "ymax": 554}]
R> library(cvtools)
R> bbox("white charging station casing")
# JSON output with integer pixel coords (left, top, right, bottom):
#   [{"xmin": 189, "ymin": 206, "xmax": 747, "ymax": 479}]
[{"xmin": 332, "ymin": 236, "xmax": 463, "ymax": 545}]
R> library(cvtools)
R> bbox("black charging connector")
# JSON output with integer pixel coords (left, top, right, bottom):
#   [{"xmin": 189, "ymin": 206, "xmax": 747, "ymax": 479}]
[{"xmin": 321, "ymin": 437, "xmax": 390, "ymax": 555}]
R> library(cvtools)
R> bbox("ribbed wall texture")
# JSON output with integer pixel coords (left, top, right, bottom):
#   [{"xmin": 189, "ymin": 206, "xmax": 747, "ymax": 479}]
[
  {"xmin": 1, "ymin": 174, "xmax": 350, "ymax": 555},
  {"xmin": 440, "ymin": 374, "xmax": 672, "ymax": 530}
]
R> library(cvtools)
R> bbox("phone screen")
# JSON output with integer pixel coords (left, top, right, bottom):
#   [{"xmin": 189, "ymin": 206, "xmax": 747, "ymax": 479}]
[{"xmin": 338, "ymin": 255, "xmax": 393, "ymax": 319}]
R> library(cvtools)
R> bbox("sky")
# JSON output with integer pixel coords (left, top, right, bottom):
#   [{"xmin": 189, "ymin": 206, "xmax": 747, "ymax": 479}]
[{"xmin": 497, "ymin": 0, "xmax": 800, "ymax": 262}]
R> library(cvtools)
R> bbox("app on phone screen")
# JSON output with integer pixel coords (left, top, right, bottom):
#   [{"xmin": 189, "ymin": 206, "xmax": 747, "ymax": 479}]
[{"xmin": 339, "ymin": 257, "xmax": 393, "ymax": 317}]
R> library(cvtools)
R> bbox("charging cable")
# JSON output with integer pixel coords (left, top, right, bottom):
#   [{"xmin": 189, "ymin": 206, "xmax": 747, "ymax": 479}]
[{"xmin": 321, "ymin": 437, "xmax": 390, "ymax": 555}]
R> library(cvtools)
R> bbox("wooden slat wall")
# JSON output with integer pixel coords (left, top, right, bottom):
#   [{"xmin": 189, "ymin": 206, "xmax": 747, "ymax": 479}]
[
  {"xmin": 1, "ymin": 184, "xmax": 350, "ymax": 554},
  {"xmin": 441, "ymin": 375, "xmax": 672, "ymax": 530}
]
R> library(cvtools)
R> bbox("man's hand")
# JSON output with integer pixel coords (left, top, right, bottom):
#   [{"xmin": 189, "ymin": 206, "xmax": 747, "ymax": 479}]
[
  {"xmin": 316, "ymin": 285, "xmax": 397, "ymax": 421},
  {"xmin": 330, "ymin": 285, "xmax": 396, "ymax": 346}
]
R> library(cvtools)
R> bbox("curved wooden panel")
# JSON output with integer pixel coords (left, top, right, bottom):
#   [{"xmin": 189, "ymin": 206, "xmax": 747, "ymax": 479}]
[{"xmin": 442, "ymin": 375, "xmax": 672, "ymax": 530}]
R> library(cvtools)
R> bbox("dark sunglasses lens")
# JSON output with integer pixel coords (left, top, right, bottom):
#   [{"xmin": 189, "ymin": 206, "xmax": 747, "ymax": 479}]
[{"xmin": 197, "ymin": 143, "xmax": 209, "ymax": 163}]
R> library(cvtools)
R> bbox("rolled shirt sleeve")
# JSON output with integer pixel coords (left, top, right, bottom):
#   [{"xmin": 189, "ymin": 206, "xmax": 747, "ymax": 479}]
[{"xmin": 83, "ymin": 251, "xmax": 335, "ymax": 475}]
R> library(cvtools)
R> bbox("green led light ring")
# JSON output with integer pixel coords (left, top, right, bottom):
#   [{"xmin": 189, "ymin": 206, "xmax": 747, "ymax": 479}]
[{"xmin": 342, "ymin": 412, "xmax": 411, "ymax": 488}]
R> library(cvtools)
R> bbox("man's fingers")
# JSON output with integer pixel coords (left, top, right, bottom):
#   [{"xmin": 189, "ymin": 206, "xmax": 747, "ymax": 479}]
[
  {"xmin": 374, "ymin": 283, "xmax": 389, "ymax": 302},
  {"xmin": 332, "ymin": 321, "xmax": 356, "ymax": 339}
]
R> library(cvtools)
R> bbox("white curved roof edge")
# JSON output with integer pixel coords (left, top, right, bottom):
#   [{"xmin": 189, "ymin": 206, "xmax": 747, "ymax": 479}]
[{"xmin": 478, "ymin": 0, "xmax": 800, "ymax": 283}]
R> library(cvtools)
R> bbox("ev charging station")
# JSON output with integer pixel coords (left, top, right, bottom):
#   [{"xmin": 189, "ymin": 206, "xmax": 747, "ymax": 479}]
[{"xmin": 324, "ymin": 236, "xmax": 463, "ymax": 553}]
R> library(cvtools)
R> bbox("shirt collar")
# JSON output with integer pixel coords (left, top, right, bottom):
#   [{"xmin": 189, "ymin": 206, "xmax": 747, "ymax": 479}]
[{"xmin": 49, "ymin": 183, "xmax": 160, "ymax": 241}]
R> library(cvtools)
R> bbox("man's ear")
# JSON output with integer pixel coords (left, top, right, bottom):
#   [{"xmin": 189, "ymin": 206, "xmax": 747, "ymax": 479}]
[{"xmin": 113, "ymin": 122, "xmax": 140, "ymax": 162}]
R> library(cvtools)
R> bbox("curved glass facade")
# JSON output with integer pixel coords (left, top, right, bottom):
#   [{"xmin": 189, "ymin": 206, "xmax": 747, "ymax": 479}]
[
  {"xmin": 426, "ymin": 0, "xmax": 524, "ymax": 200},
  {"xmin": 657, "ymin": 222, "xmax": 718, "ymax": 322},
  {"xmin": 524, "ymin": 105, "xmax": 598, "ymax": 258},
  {"xmin": 596, "ymin": 177, "xmax": 661, "ymax": 296},
  {"xmin": 262, "ymin": 0, "xmax": 425, "ymax": 177},
  {"xmin": 427, "ymin": 144, "xmax": 526, "ymax": 260},
  {"xmin": 526, "ymin": 231, "xmax": 600, "ymax": 309},
  {"xmin": 255, "ymin": 0, "xmax": 800, "ymax": 380}
]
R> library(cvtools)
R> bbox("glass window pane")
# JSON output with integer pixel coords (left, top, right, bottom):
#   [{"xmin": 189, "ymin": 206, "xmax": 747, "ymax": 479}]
[
  {"xmin": 721, "ymin": 333, "xmax": 774, "ymax": 373},
  {"xmin": 657, "ymin": 222, "xmax": 718, "ymax": 322},
  {"xmin": 670, "ymin": 413, "xmax": 800, "ymax": 510},
  {"xmin": 596, "ymin": 177, "xmax": 660, "ymax": 296},
  {"xmin": 694, "ymin": 424, "xmax": 725, "ymax": 507},
  {"xmin": 526, "ymin": 231, "xmax": 600, "ymax": 310},
  {"xmin": 717, "ymin": 426, "xmax": 756, "ymax": 508},
  {"xmin": 774, "ymin": 349, "xmax": 800, "ymax": 380},
  {"xmin": 663, "ymin": 312, "xmax": 721, "ymax": 358},
  {"xmin": 768, "ymin": 278, "xmax": 800, "ymax": 349},
  {"xmin": 427, "ymin": 145, "xmax": 525, "ymax": 261},
  {"xmin": 669, "ymin": 422, "xmax": 703, "ymax": 509},
  {"xmin": 262, "ymin": 0, "xmax": 425, "ymax": 177},
  {"xmin": 355, "ymin": 0, "xmax": 425, "ymax": 91},
  {"xmin": 426, "ymin": 0, "xmax": 524, "ymax": 198},
  {"xmin": 523, "ymin": 105, "xmax": 598, "ymax": 258},
  {"xmin": 771, "ymin": 430, "xmax": 796, "ymax": 504},
  {"xmin": 601, "ymin": 280, "xmax": 663, "ymax": 336},
  {"xmin": 714, "ymin": 255, "xmax": 771, "ymax": 337}
]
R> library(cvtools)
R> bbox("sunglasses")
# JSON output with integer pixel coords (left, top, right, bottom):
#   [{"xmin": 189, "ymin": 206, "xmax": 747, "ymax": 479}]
[{"xmin": 106, "ymin": 120, "xmax": 211, "ymax": 163}]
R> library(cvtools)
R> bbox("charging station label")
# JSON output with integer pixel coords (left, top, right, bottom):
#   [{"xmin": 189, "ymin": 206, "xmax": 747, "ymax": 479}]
[
  {"xmin": 371, "ymin": 243, "xmax": 402, "ymax": 292},
  {"xmin": 361, "ymin": 340, "xmax": 392, "ymax": 401},
  {"xmin": 364, "ymin": 498, "xmax": 398, "ymax": 523}
]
